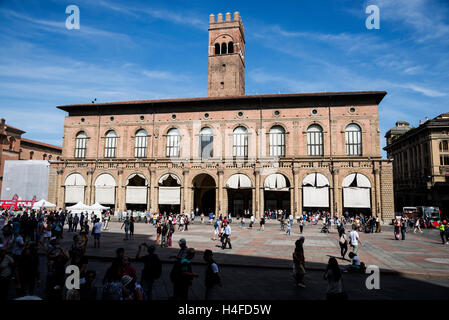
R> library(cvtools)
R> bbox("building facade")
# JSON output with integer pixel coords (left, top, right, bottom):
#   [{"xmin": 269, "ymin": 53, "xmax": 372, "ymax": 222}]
[
  {"xmin": 0, "ymin": 118, "xmax": 62, "ymax": 195},
  {"xmin": 48, "ymin": 12, "xmax": 394, "ymax": 221},
  {"xmin": 385, "ymin": 113, "xmax": 449, "ymax": 215}
]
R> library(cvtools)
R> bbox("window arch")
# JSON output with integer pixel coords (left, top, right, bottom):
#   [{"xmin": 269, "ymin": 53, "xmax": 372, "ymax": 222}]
[
  {"xmin": 307, "ymin": 124, "xmax": 323, "ymax": 156},
  {"xmin": 214, "ymin": 43, "xmax": 220, "ymax": 55},
  {"xmin": 166, "ymin": 128, "xmax": 181, "ymax": 157},
  {"xmin": 228, "ymin": 41, "xmax": 234, "ymax": 53},
  {"xmin": 134, "ymin": 129, "xmax": 148, "ymax": 158},
  {"xmin": 221, "ymin": 42, "xmax": 227, "ymax": 55},
  {"xmin": 345, "ymin": 123, "xmax": 362, "ymax": 156},
  {"xmin": 233, "ymin": 126, "xmax": 248, "ymax": 157},
  {"xmin": 269, "ymin": 125, "xmax": 285, "ymax": 157},
  {"xmin": 75, "ymin": 131, "xmax": 87, "ymax": 158},
  {"xmin": 199, "ymin": 127, "xmax": 213, "ymax": 158},
  {"xmin": 104, "ymin": 130, "xmax": 118, "ymax": 158}
]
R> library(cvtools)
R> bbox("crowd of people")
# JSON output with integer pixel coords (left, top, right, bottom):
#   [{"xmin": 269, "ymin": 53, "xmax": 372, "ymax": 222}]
[{"xmin": 0, "ymin": 204, "xmax": 447, "ymax": 301}]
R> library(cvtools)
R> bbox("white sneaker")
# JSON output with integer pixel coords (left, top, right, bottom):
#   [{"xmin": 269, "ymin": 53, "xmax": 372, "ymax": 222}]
[{"xmin": 298, "ymin": 283, "xmax": 306, "ymax": 288}]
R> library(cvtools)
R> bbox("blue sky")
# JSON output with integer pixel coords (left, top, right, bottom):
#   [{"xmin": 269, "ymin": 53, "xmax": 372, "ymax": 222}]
[{"xmin": 1, "ymin": 0, "xmax": 448, "ymax": 157}]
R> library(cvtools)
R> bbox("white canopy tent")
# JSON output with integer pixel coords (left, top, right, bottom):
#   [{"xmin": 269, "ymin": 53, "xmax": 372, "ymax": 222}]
[
  {"xmin": 342, "ymin": 173, "xmax": 371, "ymax": 208},
  {"xmin": 28, "ymin": 199, "xmax": 56, "ymax": 209},
  {"xmin": 66, "ymin": 201, "xmax": 92, "ymax": 213},
  {"xmin": 302, "ymin": 173, "xmax": 330, "ymax": 208}
]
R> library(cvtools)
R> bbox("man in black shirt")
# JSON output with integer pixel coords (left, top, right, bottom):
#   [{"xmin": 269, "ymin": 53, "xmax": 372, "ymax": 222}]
[{"xmin": 136, "ymin": 244, "xmax": 162, "ymax": 300}]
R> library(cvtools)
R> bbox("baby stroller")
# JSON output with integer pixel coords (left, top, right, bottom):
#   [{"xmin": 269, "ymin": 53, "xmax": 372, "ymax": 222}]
[{"xmin": 320, "ymin": 224, "xmax": 329, "ymax": 233}]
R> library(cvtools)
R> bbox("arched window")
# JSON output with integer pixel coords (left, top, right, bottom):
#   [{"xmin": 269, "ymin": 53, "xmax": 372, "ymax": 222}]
[
  {"xmin": 221, "ymin": 42, "xmax": 227, "ymax": 55},
  {"xmin": 134, "ymin": 129, "xmax": 148, "ymax": 158},
  {"xmin": 228, "ymin": 41, "xmax": 234, "ymax": 53},
  {"xmin": 345, "ymin": 123, "xmax": 362, "ymax": 156},
  {"xmin": 75, "ymin": 131, "xmax": 87, "ymax": 158},
  {"xmin": 307, "ymin": 124, "xmax": 323, "ymax": 156},
  {"xmin": 166, "ymin": 128, "xmax": 181, "ymax": 157},
  {"xmin": 269, "ymin": 126, "xmax": 285, "ymax": 157},
  {"xmin": 199, "ymin": 127, "xmax": 213, "ymax": 158},
  {"xmin": 29, "ymin": 151, "xmax": 34, "ymax": 160},
  {"xmin": 104, "ymin": 130, "xmax": 118, "ymax": 158},
  {"xmin": 214, "ymin": 43, "xmax": 220, "ymax": 55},
  {"xmin": 233, "ymin": 126, "xmax": 248, "ymax": 157}
]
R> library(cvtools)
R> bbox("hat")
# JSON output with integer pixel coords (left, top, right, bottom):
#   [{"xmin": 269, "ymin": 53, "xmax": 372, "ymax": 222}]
[
  {"xmin": 121, "ymin": 275, "xmax": 133, "ymax": 287},
  {"xmin": 178, "ymin": 238, "xmax": 186, "ymax": 245}
]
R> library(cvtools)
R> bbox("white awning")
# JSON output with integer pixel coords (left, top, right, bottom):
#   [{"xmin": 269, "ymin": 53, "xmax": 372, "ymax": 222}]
[
  {"xmin": 343, "ymin": 188, "xmax": 371, "ymax": 208},
  {"xmin": 342, "ymin": 173, "xmax": 371, "ymax": 188},
  {"xmin": 302, "ymin": 173, "xmax": 330, "ymax": 187},
  {"xmin": 64, "ymin": 173, "xmax": 86, "ymax": 186},
  {"xmin": 126, "ymin": 186, "xmax": 147, "ymax": 204},
  {"xmin": 303, "ymin": 187, "xmax": 329, "ymax": 207},
  {"xmin": 264, "ymin": 174, "xmax": 289, "ymax": 191},
  {"xmin": 65, "ymin": 186, "xmax": 84, "ymax": 203},
  {"xmin": 158, "ymin": 173, "xmax": 181, "ymax": 185},
  {"xmin": 95, "ymin": 173, "xmax": 116, "ymax": 187},
  {"xmin": 126, "ymin": 173, "xmax": 148, "ymax": 186},
  {"xmin": 226, "ymin": 174, "xmax": 252, "ymax": 189},
  {"xmin": 158, "ymin": 186, "xmax": 180, "ymax": 205},
  {"xmin": 95, "ymin": 186, "xmax": 115, "ymax": 205}
]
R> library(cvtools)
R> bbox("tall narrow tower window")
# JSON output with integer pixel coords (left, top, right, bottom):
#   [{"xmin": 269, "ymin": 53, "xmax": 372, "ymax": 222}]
[
  {"xmin": 221, "ymin": 42, "xmax": 227, "ymax": 55},
  {"xmin": 214, "ymin": 43, "xmax": 220, "ymax": 55},
  {"xmin": 228, "ymin": 42, "xmax": 234, "ymax": 53}
]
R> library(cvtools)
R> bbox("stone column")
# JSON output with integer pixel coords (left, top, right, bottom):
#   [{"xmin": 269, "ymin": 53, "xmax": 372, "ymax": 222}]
[
  {"xmin": 254, "ymin": 168, "xmax": 260, "ymax": 217},
  {"xmin": 373, "ymin": 166, "xmax": 381, "ymax": 218},
  {"xmin": 218, "ymin": 168, "xmax": 224, "ymax": 215},
  {"xmin": 333, "ymin": 168, "xmax": 341, "ymax": 216},
  {"xmin": 183, "ymin": 168, "xmax": 190, "ymax": 213},
  {"xmin": 149, "ymin": 168, "xmax": 156, "ymax": 212},
  {"xmin": 117, "ymin": 169, "xmax": 124, "ymax": 211},
  {"xmin": 86, "ymin": 168, "xmax": 95, "ymax": 205},
  {"xmin": 258, "ymin": 173, "xmax": 264, "ymax": 219},
  {"xmin": 57, "ymin": 168, "xmax": 65, "ymax": 209},
  {"xmin": 293, "ymin": 168, "xmax": 301, "ymax": 217}
]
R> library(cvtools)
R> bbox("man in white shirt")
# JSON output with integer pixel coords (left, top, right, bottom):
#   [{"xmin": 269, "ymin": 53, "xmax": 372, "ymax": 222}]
[
  {"xmin": 349, "ymin": 225, "xmax": 362, "ymax": 254},
  {"xmin": 93, "ymin": 218, "xmax": 102, "ymax": 248},
  {"xmin": 221, "ymin": 223, "xmax": 232, "ymax": 250}
]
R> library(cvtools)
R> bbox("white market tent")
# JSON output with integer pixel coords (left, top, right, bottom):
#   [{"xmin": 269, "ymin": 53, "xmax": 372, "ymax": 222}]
[
  {"xmin": 90, "ymin": 202, "xmax": 110, "ymax": 211},
  {"xmin": 30, "ymin": 199, "xmax": 56, "ymax": 209},
  {"xmin": 66, "ymin": 201, "xmax": 92, "ymax": 212}
]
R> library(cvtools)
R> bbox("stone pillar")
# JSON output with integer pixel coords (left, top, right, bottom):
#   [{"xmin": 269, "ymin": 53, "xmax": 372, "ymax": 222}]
[
  {"xmin": 218, "ymin": 168, "xmax": 224, "ymax": 215},
  {"xmin": 333, "ymin": 168, "xmax": 341, "ymax": 216},
  {"xmin": 86, "ymin": 168, "xmax": 95, "ymax": 205},
  {"xmin": 293, "ymin": 168, "xmax": 301, "ymax": 217},
  {"xmin": 258, "ymin": 173, "xmax": 264, "ymax": 219},
  {"xmin": 146, "ymin": 185, "xmax": 151, "ymax": 211},
  {"xmin": 373, "ymin": 166, "xmax": 381, "ymax": 218},
  {"xmin": 254, "ymin": 168, "xmax": 260, "ymax": 217},
  {"xmin": 183, "ymin": 168, "xmax": 189, "ymax": 213},
  {"xmin": 56, "ymin": 168, "xmax": 65, "ymax": 209},
  {"xmin": 251, "ymin": 188, "xmax": 256, "ymax": 217},
  {"xmin": 149, "ymin": 168, "xmax": 156, "ymax": 212},
  {"xmin": 117, "ymin": 169, "xmax": 124, "ymax": 211}
]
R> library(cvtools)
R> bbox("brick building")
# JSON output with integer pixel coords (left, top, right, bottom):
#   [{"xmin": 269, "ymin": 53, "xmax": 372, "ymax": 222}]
[
  {"xmin": 0, "ymin": 118, "xmax": 62, "ymax": 195},
  {"xmin": 385, "ymin": 113, "xmax": 449, "ymax": 216},
  {"xmin": 48, "ymin": 12, "xmax": 394, "ymax": 221}
]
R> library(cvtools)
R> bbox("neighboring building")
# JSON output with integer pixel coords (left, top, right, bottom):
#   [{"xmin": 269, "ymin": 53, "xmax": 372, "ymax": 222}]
[
  {"xmin": 385, "ymin": 113, "xmax": 449, "ymax": 215},
  {"xmin": 48, "ymin": 12, "xmax": 394, "ymax": 221},
  {"xmin": 0, "ymin": 118, "xmax": 62, "ymax": 196}
]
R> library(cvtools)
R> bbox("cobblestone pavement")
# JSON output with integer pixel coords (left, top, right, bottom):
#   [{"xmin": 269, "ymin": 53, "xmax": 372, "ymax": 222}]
[{"xmin": 57, "ymin": 220, "xmax": 449, "ymax": 278}]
